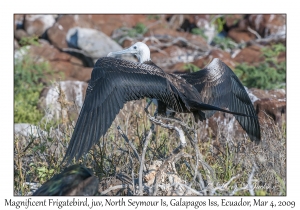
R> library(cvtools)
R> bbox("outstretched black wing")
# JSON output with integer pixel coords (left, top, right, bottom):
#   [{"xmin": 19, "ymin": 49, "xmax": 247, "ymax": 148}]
[
  {"xmin": 181, "ymin": 58, "xmax": 261, "ymax": 143},
  {"xmin": 63, "ymin": 57, "xmax": 179, "ymax": 163}
]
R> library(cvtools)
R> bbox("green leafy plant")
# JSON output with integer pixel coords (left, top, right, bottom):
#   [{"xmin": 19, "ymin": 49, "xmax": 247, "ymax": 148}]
[
  {"xmin": 235, "ymin": 62, "xmax": 286, "ymax": 89},
  {"xmin": 183, "ymin": 63, "xmax": 200, "ymax": 73},
  {"xmin": 255, "ymin": 189, "xmax": 268, "ymax": 196},
  {"xmin": 19, "ymin": 35, "xmax": 40, "ymax": 47},
  {"xmin": 262, "ymin": 43, "xmax": 286, "ymax": 59},
  {"xmin": 14, "ymin": 50, "xmax": 51, "ymax": 124},
  {"xmin": 273, "ymin": 170, "xmax": 286, "ymax": 196},
  {"xmin": 127, "ymin": 23, "xmax": 148, "ymax": 38},
  {"xmin": 29, "ymin": 164, "xmax": 55, "ymax": 183},
  {"xmin": 213, "ymin": 16, "xmax": 226, "ymax": 33},
  {"xmin": 235, "ymin": 43, "xmax": 286, "ymax": 89},
  {"xmin": 147, "ymin": 15, "xmax": 160, "ymax": 20},
  {"xmin": 191, "ymin": 28, "xmax": 208, "ymax": 40},
  {"xmin": 212, "ymin": 36, "xmax": 238, "ymax": 51},
  {"xmin": 114, "ymin": 23, "xmax": 148, "ymax": 44}
]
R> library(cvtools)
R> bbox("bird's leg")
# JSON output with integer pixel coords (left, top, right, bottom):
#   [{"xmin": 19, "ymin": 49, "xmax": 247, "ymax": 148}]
[
  {"xmin": 154, "ymin": 100, "xmax": 168, "ymax": 118},
  {"xmin": 166, "ymin": 110, "xmax": 176, "ymax": 119},
  {"xmin": 144, "ymin": 99, "xmax": 153, "ymax": 114}
]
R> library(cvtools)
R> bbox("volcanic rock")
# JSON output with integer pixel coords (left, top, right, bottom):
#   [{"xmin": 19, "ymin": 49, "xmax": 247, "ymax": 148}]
[
  {"xmin": 40, "ymin": 81, "xmax": 88, "ymax": 121},
  {"xmin": 24, "ymin": 15, "xmax": 56, "ymax": 37}
]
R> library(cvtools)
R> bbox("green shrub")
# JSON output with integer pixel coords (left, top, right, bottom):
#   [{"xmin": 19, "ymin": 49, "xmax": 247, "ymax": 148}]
[
  {"xmin": 234, "ymin": 43, "xmax": 286, "ymax": 89},
  {"xmin": 127, "ymin": 23, "xmax": 148, "ymax": 38},
  {"xmin": 19, "ymin": 35, "xmax": 40, "ymax": 47},
  {"xmin": 212, "ymin": 36, "xmax": 238, "ymax": 51},
  {"xmin": 213, "ymin": 16, "xmax": 226, "ymax": 33},
  {"xmin": 183, "ymin": 63, "xmax": 200, "ymax": 73},
  {"xmin": 114, "ymin": 23, "xmax": 148, "ymax": 44},
  {"xmin": 191, "ymin": 28, "xmax": 208, "ymax": 40},
  {"xmin": 147, "ymin": 15, "xmax": 160, "ymax": 20},
  {"xmin": 14, "ymin": 50, "xmax": 51, "ymax": 124}
]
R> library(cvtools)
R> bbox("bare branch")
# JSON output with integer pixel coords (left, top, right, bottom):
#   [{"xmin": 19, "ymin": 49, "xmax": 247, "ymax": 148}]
[
  {"xmin": 209, "ymin": 174, "xmax": 240, "ymax": 195},
  {"xmin": 229, "ymin": 184, "xmax": 249, "ymax": 196},
  {"xmin": 179, "ymin": 183, "xmax": 203, "ymax": 195},
  {"xmin": 100, "ymin": 184, "xmax": 129, "ymax": 195},
  {"xmin": 152, "ymin": 144, "xmax": 186, "ymax": 196},
  {"xmin": 138, "ymin": 125, "xmax": 154, "ymax": 195},
  {"xmin": 183, "ymin": 127, "xmax": 215, "ymax": 194},
  {"xmin": 156, "ymin": 115, "xmax": 195, "ymax": 133},
  {"xmin": 248, "ymin": 164, "xmax": 257, "ymax": 196},
  {"xmin": 129, "ymin": 153, "xmax": 136, "ymax": 195},
  {"xmin": 117, "ymin": 126, "xmax": 141, "ymax": 163},
  {"xmin": 152, "ymin": 36, "xmax": 210, "ymax": 52},
  {"xmin": 247, "ymin": 26, "xmax": 262, "ymax": 39},
  {"xmin": 145, "ymin": 112, "xmax": 187, "ymax": 147},
  {"xmin": 142, "ymin": 36, "xmax": 162, "ymax": 45}
]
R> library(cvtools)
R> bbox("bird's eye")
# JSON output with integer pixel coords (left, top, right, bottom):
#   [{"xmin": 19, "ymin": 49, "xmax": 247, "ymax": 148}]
[{"xmin": 134, "ymin": 46, "xmax": 137, "ymax": 49}]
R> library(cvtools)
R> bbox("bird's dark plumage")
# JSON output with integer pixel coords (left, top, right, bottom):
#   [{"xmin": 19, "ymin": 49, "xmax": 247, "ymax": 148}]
[
  {"xmin": 63, "ymin": 57, "xmax": 255, "ymax": 164},
  {"xmin": 33, "ymin": 165, "xmax": 99, "ymax": 196},
  {"xmin": 180, "ymin": 58, "xmax": 261, "ymax": 143}
]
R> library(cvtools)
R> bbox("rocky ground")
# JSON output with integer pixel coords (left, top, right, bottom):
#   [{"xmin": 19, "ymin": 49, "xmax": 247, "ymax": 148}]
[{"xmin": 14, "ymin": 14, "xmax": 286, "ymax": 196}]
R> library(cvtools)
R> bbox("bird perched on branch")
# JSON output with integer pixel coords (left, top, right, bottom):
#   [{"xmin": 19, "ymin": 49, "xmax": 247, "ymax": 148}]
[{"xmin": 63, "ymin": 42, "xmax": 260, "ymax": 164}]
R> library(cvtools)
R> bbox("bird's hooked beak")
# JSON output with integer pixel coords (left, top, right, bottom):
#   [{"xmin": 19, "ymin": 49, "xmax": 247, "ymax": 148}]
[
  {"xmin": 107, "ymin": 46, "xmax": 138, "ymax": 58},
  {"xmin": 107, "ymin": 42, "xmax": 150, "ymax": 63}
]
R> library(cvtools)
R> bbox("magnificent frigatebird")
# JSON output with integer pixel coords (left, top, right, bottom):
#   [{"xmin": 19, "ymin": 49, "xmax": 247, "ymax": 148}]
[
  {"xmin": 63, "ymin": 42, "xmax": 260, "ymax": 164},
  {"xmin": 107, "ymin": 42, "xmax": 260, "ymax": 142}
]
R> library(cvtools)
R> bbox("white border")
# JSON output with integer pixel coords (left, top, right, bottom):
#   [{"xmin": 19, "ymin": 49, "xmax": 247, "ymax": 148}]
[{"xmin": 2, "ymin": 0, "xmax": 298, "ymax": 209}]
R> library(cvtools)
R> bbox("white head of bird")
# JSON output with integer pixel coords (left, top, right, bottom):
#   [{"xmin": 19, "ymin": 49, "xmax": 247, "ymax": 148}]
[{"xmin": 107, "ymin": 42, "xmax": 151, "ymax": 63}]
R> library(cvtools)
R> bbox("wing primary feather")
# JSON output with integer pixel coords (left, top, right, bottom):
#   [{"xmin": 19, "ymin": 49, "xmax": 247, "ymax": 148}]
[
  {"xmin": 86, "ymin": 109, "xmax": 98, "ymax": 156},
  {"xmin": 181, "ymin": 59, "xmax": 261, "ymax": 142},
  {"xmin": 80, "ymin": 111, "xmax": 93, "ymax": 158}
]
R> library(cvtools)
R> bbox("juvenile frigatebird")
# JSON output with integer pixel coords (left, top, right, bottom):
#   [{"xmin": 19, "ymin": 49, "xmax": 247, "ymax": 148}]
[
  {"xmin": 106, "ymin": 42, "xmax": 260, "ymax": 142},
  {"xmin": 63, "ymin": 42, "xmax": 260, "ymax": 164}
]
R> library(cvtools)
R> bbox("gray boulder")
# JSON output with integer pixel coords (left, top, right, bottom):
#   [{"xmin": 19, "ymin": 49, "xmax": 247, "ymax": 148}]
[
  {"xmin": 66, "ymin": 27, "xmax": 121, "ymax": 58},
  {"xmin": 14, "ymin": 123, "xmax": 48, "ymax": 138},
  {"xmin": 66, "ymin": 27, "xmax": 135, "ymax": 62},
  {"xmin": 41, "ymin": 81, "xmax": 88, "ymax": 121}
]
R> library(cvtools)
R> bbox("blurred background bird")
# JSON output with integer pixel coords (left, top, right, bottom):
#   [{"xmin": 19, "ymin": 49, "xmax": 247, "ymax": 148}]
[{"xmin": 33, "ymin": 165, "xmax": 99, "ymax": 196}]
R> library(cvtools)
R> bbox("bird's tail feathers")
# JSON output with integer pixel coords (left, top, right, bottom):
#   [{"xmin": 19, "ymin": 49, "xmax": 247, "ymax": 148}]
[{"xmin": 188, "ymin": 99, "xmax": 256, "ymax": 118}]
